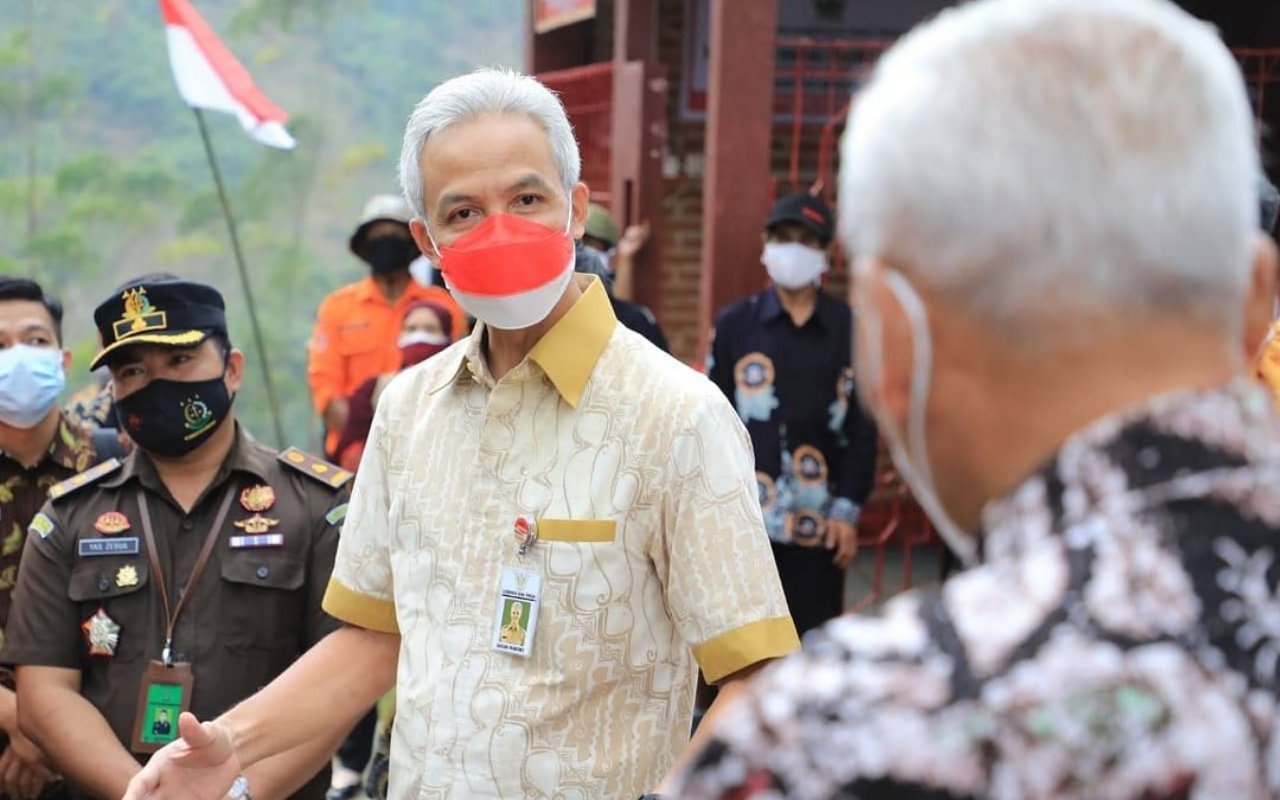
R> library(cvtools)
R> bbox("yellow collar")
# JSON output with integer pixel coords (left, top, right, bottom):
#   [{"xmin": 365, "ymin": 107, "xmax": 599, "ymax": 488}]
[{"xmin": 430, "ymin": 275, "xmax": 617, "ymax": 407}]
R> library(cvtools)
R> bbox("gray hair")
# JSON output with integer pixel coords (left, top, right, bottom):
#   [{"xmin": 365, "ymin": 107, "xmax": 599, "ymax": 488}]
[
  {"xmin": 841, "ymin": 0, "xmax": 1259, "ymax": 337},
  {"xmin": 398, "ymin": 68, "xmax": 581, "ymax": 222}
]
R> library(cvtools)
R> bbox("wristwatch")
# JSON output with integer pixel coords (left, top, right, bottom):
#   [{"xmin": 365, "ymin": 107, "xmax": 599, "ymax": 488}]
[{"xmin": 228, "ymin": 775, "xmax": 253, "ymax": 800}]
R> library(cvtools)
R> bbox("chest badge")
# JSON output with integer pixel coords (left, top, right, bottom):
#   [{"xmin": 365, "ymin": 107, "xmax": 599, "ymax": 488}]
[
  {"xmin": 236, "ymin": 484, "xmax": 279, "ymax": 535},
  {"xmin": 116, "ymin": 565, "xmax": 140, "ymax": 588},
  {"xmin": 240, "ymin": 484, "xmax": 276, "ymax": 512},
  {"xmin": 94, "ymin": 511, "xmax": 131, "ymax": 536},
  {"xmin": 733, "ymin": 352, "xmax": 779, "ymax": 423},
  {"xmin": 81, "ymin": 607, "xmax": 121, "ymax": 658},
  {"xmin": 233, "ymin": 515, "xmax": 280, "ymax": 535}
]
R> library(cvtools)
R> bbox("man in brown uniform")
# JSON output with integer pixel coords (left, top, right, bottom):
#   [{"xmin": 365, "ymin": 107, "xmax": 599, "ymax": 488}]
[
  {"xmin": 0, "ymin": 278, "xmax": 99, "ymax": 799},
  {"xmin": 2, "ymin": 277, "xmax": 349, "ymax": 800}
]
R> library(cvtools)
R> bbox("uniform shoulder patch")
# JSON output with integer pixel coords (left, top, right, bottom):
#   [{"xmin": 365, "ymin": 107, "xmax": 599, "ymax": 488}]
[
  {"xmin": 47, "ymin": 458, "xmax": 122, "ymax": 502},
  {"xmin": 278, "ymin": 447, "xmax": 352, "ymax": 490},
  {"xmin": 28, "ymin": 512, "xmax": 56, "ymax": 540},
  {"xmin": 324, "ymin": 502, "xmax": 349, "ymax": 526}
]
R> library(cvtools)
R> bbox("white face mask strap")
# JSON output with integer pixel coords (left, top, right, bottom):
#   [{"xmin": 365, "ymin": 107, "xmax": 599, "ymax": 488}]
[
  {"xmin": 421, "ymin": 217, "xmax": 441, "ymax": 255},
  {"xmin": 876, "ymin": 268, "xmax": 978, "ymax": 567},
  {"xmin": 881, "ymin": 270, "xmax": 936, "ymax": 489}
]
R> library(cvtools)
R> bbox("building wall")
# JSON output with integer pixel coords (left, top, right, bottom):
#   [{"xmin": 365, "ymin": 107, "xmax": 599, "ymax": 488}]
[
  {"xmin": 575, "ymin": 0, "xmax": 1279, "ymax": 363},
  {"xmin": 656, "ymin": 0, "xmax": 705, "ymax": 363}
]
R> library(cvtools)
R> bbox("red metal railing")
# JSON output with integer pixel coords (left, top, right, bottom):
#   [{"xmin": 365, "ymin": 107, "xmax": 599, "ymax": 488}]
[
  {"xmin": 1235, "ymin": 48, "xmax": 1280, "ymax": 147},
  {"xmin": 538, "ymin": 62, "xmax": 615, "ymax": 205},
  {"xmin": 846, "ymin": 463, "xmax": 945, "ymax": 613},
  {"xmin": 775, "ymin": 38, "xmax": 1280, "ymax": 207}
]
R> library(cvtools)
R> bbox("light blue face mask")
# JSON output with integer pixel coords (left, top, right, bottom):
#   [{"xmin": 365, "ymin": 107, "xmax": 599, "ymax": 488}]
[{"xmin": 0, "ymin": 345, "xmax": 66, "ymax": 429}]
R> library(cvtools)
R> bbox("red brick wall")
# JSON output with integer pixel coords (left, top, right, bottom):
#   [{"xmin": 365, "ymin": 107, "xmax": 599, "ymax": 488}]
[
  {"xmin": 654, "ymin": 0, "xmax": 705, "ymax": 363},
  {"xmin": 651, "ymin": 0, "xmax": 854, "ymax": 362},
  {"xmin": 574, "ymin": 0, "xmax": 855, "ymax": 362}
]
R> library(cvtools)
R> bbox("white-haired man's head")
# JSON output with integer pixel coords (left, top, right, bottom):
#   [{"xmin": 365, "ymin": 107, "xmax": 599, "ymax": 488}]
[
  {"xmin": 842, "ymin": 0, "xmax": 1259, "ymax": 339},
  {"xmin": 840, "ymin": 0, "xmax": 1279, "ymax": 544},
  {"xmin": 398, "ymin": 68, "xmax": 581, "ymax": 222}
]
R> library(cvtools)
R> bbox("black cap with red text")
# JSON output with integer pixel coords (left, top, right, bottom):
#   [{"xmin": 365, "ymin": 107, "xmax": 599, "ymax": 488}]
[{"xmin": 765, "ymin": 193, "xmax": 834, "ymax": 246}]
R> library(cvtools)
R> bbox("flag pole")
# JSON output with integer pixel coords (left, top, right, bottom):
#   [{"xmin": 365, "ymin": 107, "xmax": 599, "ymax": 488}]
[{"xmin": 192, "ymin": 107, "xmax": 287, "ymax": 448}]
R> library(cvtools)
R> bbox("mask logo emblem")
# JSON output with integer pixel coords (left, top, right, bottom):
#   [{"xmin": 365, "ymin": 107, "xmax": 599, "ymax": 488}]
[{"xmin": 182, "ymin": 395, "xmax": 215, "ymax": 440}]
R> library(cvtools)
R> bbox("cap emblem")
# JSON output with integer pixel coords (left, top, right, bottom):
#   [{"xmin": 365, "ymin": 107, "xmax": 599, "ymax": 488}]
[{"xmin": 112, "ymin": 287, "xmax": 168, "ymax": 339}]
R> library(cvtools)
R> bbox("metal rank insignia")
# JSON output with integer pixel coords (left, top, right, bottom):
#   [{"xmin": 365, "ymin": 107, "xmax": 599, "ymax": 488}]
[
  {"xmin": 82, "ymin": 607, "xmax": 121, "ymax": 658},
  {"xmin": 240, "ymin": 484, "xmax": 276, "ymax": 513},
  {"xmin": 233, "ymin": 514, "xmax": 279, "ymax": 535},
  {"xmin": 514, "ymin": 516, "xmax": 537, "ymax": 557},
  {"xmin": 116, "ymin": 565, "xmax": 140, "ymax": 588},
  {"xmin": 94, "ymin": 511, "xmax": 131, "ymax": 535}
]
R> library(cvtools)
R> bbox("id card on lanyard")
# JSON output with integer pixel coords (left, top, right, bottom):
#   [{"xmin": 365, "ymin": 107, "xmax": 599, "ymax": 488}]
[
  {"xmin": 129, "ymin": 485, "xmax": 235, "ymax": 753},
  {"xmin": 491, "ymin": 516, "xmax": 542, "ymax": 658}
]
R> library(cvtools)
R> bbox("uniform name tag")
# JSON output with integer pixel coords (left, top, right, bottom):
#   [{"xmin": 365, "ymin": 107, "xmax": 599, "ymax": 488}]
[
  {"xmin": 492, "ymin": 566, "xmax": 541, "ymax": 658},
  {"xmin": 78, "ymin": 537, "xmax": 140, "ymax": 557},
  {"xmin": 229, "ymin": 534, "xmax": 284, "ymax": 549}
]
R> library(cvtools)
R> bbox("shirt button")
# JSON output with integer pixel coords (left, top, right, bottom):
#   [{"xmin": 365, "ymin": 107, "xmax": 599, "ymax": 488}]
[
  {"xmin": 181, "ymin": 518, "xmax": 194, "ymax": 531},
  {"xmin": 256, "ymin": 565, "xmax": 270, "ymax": 580},
  {"xmin": 97, "ymin": 576, "xmax": 111, "ymax": 592}
]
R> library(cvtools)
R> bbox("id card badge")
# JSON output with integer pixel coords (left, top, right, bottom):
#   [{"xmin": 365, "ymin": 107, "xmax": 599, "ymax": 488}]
[
  {"xmin": 131, "ymin": 660, "xmax": 193, "ymax": 753},
  {"xmin": 492, "ymin": 566, "xmax": 541, "ymax": 658}
]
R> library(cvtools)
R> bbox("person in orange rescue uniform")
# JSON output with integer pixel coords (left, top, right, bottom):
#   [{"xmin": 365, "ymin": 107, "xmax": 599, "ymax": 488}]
[{"xmin": 307, "ymin": 195, "xmax": 466, "ymax": 457}]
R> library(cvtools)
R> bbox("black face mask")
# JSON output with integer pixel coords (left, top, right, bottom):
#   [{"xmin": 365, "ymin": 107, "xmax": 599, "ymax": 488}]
[
  {"xmin": 362, "ymin": 236, "xmax": 419, "ymax": 275},
  {"xmin": 115, "ymin": 376, "xmax": 233, "ymax": 458}
]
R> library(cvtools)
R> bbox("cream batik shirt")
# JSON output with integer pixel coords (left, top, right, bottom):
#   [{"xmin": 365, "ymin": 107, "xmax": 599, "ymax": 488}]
[{"xmin": 323, "ymin": 277, "xmax": 798, "ymax": 799}]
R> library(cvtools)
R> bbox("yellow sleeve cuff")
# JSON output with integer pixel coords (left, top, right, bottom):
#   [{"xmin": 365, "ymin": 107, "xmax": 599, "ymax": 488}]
[
  {"xmin": 322, "ymin": 578, "xmax": 399, "ymax": 634},
  {"xmin": 694, "ymin": 615, "xmax": 800, "ymax": 684}
]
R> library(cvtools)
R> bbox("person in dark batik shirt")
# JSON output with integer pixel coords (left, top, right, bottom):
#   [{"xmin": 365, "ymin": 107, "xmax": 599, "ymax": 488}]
[
  {"xmin": 672, "ymin": 0, "xmax": 1280, "ymax": 798},
  {"xmin": 0, "ymin": 278, "xmax": 95, "ymax": 799},
  {"xmin": 709, "ymin": 193, "xmax": 879, "ymax": 637}
]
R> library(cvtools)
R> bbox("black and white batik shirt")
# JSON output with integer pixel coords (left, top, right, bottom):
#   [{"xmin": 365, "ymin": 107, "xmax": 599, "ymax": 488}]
[{"xmin": 676, "ymin": 381, "xmax": 1280, "ymax": 800}]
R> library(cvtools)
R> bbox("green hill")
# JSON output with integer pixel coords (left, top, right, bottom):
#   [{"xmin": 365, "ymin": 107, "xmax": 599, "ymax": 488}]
[{"xmin": 0, "ymin": 0, "xmax": 523, "ymax": 449}]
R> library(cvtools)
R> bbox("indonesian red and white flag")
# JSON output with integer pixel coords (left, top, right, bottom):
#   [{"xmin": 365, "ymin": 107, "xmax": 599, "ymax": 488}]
[{"xmin": 159, "ymin": 0, "xmax": 296, "ymax": 149}]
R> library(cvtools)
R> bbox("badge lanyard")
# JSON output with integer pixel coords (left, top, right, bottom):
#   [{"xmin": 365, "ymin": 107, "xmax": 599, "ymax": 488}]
[
  {"xmin": 491, "ymin": 516, "xmax": 542, "ymax": 658},
  {"xmin": 130, "ymin": 485, "xmax": 235, "ymax": 753},
  {"xmin": 137, "ymin": 486, "xmax": 236, "ymax": 665}
]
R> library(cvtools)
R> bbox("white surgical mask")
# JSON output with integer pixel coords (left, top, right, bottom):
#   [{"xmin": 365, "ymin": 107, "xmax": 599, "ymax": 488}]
[
  {"xmin": 859, "ymin": 267, "xmax": 978, "ymax": 567},
  {"xmin": 0, "ymin": 345, "xmax": 66, "ymax": 430},
  {"xmin": 398, "ymin": 330, "xmax": 449, "ymax": 348},
  {"xmin": 762, "ymin": 241, "xmax": 828, "ymax": 290}
]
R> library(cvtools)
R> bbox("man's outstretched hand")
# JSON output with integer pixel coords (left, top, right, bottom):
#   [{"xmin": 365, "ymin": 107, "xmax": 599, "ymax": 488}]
[{"xmin": 122, "ymin": 713, "xmax": 241, "ymax": 800}]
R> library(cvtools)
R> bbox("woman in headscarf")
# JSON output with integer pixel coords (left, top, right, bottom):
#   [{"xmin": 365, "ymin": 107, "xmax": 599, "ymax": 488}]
[{"xmin": 334, "ymin": 299, "xmax": 452, "ymax": 472}]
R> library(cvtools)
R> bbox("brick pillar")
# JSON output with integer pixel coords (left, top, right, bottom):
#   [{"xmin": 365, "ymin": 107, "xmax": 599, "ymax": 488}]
[{"xmin": 697, "ymin": 0, "xmax": 777, "ymax": 362}]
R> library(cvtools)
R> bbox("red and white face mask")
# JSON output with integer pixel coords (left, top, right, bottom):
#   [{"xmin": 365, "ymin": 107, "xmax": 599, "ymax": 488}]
[{"xmin": 430, "ymin": 210, "xmax": 575, "ymax": 330}]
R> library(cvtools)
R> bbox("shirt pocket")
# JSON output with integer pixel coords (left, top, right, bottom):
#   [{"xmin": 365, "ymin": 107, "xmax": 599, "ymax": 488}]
[
  {"xmin": 335, "ymin": 323, "xmax": 380, "ymax": 357},
  {"xmin": 68, "ymin": 557, "xmax": 150, "ymax": 661},
  {"xmin": 217, "ymin": 552, "xmax": 306, "ymax": 652},
  {"xmin": 534, "ymin": 519, "xmax": 623, "ymax": 615},
  {"xmin": 536, "ymin": 519, "xmax": 617, "ymax": 543}
]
